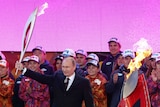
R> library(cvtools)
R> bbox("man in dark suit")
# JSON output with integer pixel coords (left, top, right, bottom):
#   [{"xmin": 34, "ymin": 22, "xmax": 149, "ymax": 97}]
[{"xmin": 16, "ymin": 56, "xmax": 94, "ymax": 107}]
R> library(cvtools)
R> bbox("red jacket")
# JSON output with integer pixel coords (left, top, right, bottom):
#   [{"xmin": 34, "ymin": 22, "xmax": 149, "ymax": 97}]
[{"xmin": 0, "ymin": 76, "xmax": 14, "ymax": 107}]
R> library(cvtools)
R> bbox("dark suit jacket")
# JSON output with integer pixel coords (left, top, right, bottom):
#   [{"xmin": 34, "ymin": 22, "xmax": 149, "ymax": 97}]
[{"xmin": 24, "ymin": 69, "xmax": 94, "ymax": 107}]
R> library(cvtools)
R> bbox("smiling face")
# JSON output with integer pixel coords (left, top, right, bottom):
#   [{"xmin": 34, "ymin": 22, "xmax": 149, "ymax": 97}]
[
  {"xmin": 117, "ymin": 55, "xmax": 123, "ymax": 66},
  {"xmin": 32, "ymin": 50, "xmax": 46, "ymax": 64},
  {"xmin": 123, "ymin": 56, "xmax": 132, "ymax": 68},
  {"xmin": 55, "ymin": 59, "xmax": 62, "ymax": 70},
  {"xmin": 76, "ymin": 54, "xmax": 87, "ymax": 67},
  {"xmin": 150, "ymin": 59, "xmax": 156, "ymax": 69},
  {"xmin": 28, "ymin": 61, "xmax": 40, "ymax": 72},
  {"xmin": 62, "ymin": 57, "xmax": 76, "ymax": 77},
  {"xmin": 108, "ymin": 42, "xmax": 121, "ymax": 56},
  {"xmin": 0, "ymin": 66, "xmax": 8, "ymax": 78},
  {"xmin": 87, "ymin": 64, "xmax": 99, "ymax": 78}
]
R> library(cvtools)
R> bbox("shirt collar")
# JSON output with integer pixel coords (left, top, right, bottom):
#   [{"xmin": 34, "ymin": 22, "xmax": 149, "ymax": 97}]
[{"xmin": 67, "ymin": 72, "xmax": 75, "ymax": 81}]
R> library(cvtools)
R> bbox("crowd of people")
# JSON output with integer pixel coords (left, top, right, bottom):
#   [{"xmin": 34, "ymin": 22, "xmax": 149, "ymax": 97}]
[{"xmin": 0, "ymin": 37, "xmax": 160, "ymax": 107}]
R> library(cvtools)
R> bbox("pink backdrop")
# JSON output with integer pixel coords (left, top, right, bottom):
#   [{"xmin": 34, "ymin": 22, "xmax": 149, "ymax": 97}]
[{"xmin": 0, "ymin": 0, "xmax": 160, "ymax": 52}]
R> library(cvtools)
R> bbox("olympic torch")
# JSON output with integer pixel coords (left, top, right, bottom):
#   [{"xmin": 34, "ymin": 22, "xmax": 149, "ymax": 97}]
[
  {"xmin": 15, "ymin": 2, "xmax": 48, "ymax": 75},
  {"xmin": 118, "ymin": 38, "xmax": 151, "ymax": 107}
]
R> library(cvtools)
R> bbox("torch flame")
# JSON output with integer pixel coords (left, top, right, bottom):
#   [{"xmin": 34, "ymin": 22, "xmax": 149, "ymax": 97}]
[
  {"xmin": 37, "ymin": 2, "xmax": 48, "ymax": 16},
  {"xmin": 127, "ymin": 38, "xmax": 152, "ymax": 78}
]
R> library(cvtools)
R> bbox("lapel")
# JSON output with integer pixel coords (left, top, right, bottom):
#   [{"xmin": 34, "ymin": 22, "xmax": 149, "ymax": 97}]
[
  {"xmin": 57, "ymin": 71, "xmax": 66, "ymax": 91},
  {"xmin": 62, "ymin": 76, "xmax": 66, "ymax": 91},
  {"xmin": 67, "ymin": 73, "xmax": 80, "ymax": 92}
]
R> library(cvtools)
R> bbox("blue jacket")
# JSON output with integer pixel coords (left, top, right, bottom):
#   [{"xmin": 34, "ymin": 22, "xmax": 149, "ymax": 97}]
[
  {"xmin": 106, "ymin": 69, "xmax": 125, "ymax": 107},
  {"xmin": 12, "ymin": 75, "xmax": 24, "ymax": 107},
  {"xmin": 40, "ymin": 60, "xmax": 54, "ymax": 75},
  {"xmin": 101, "ymin": 52, "xmax": 122, "ymax": 80}
]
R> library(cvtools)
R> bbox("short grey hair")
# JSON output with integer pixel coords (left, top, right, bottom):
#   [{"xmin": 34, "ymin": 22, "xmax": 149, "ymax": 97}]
[{"xmin": 63, "ymin": 56, "xmax": 76, "ymax": 67}]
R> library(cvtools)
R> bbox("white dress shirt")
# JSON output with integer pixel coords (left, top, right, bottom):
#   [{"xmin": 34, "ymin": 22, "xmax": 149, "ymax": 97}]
[{"xmin": 66, "ymin": 72, "xmax": 75, "ymax": 91}]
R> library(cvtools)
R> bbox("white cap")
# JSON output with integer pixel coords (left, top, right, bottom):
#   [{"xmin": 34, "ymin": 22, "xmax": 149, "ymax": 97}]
[
  {"xmin": 0, "ymin": 60, "xmax": 8, "ymax": 67},
  {"xmin": 0, "ymin": 51, "xmax": 6, "ymax": 60},
  {"xmin": 108, "ymin": 37, "xmax": 119, "ymax": 43},
  {"xmin": 156, "ymin": 56, "xmax": 160, "ymax": 62},
  {"xmin": 28, "ymin": 55, "xmax": 39, "ymax": 63},
  {"xmin": 22, "ymin": 56, "xmax": 30, "ymax": 63},
  {"xmin": 150, "ymin": 53, "xmax": 160, "ymax": 60},
  {"xmin": 32, "ymin": 46, "xmax": 46, "ymax": 54},
  {"xmin": 86, "ymin": 53, "xmax": 99, "ymax": 62},
  {"xmin": 62, "ymin": 48, "xmax": 76, "ymax": 57},
  {"xmin": 55, "ymin": 55, "xmax": 63, "ymax": 60},
  {"xmin": 122, "ymin": 49, "xmax": 135, "ymax": 59},
  {"xmin": 75, "ymin": 49, "xmax": 87, "ymax": 57},
  {"xmin": 86, "ymin": 60, "xmax": 99, "ymax": 67}
]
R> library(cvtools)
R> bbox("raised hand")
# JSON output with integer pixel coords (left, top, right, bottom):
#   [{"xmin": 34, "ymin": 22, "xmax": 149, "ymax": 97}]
[{"xmin": 15, "ymin": 61, "xmax": 24, "ymax": 71}]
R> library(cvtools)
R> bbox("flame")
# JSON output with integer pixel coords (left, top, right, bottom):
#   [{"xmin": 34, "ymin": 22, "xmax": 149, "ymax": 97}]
[
  {"xmin": 37, "ymin": 2, "xmax": 48, "ymax": 16},
  {"xmin": 127, "ymin": 38, "xmax": 152, "ymax": 78}
]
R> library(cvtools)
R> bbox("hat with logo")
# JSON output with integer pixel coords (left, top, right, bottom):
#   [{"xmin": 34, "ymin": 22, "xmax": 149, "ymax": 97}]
[
  {"xmin": 122, "ymin": 49, "xmax": 135, "ymax": 59},
  {"xmin": 86, "ymin": 53, "xmax": 99, "ymax": 62},
  {"xmin": 150, "ymin": 53, "xmax": 160, "ymax": 60},
  {"xmin": 0, "ymin": 60, "xmax": 8, "ymax": 68},
  {"xmin": 32, "ymin": 46, "xmax": 46, "ymax": 54},
  {"xmin": 156, "ymin": 56, "xmax": 160, "ymax": 62},
  {"xmin": 108, "ymin": 37, "xmax": 119, "ymax": 43},
  {"xmin": 28, "ymin": 55, "xmax": 40, "ymax": 63},
  {"xmin": 86, "ymin": 60, "xmax": 99, "ymax": 67},
  {"xmin": 62, "ymin": 48, "xmax": 76, "ymax": 57},
  {"xmin": 55, "ymin": 55, "xmax": 63, "ymax": 61},
  {"xmin": 0, "ymin": 51, "xmax": 6, "ymax": 60},
  {"xmin": 22, "ymin": 56, "xmax": 30, "ymax": 63},
  {"xmin": 75, "ymin": 49, "xmax": 87, "ymax": 57}
]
